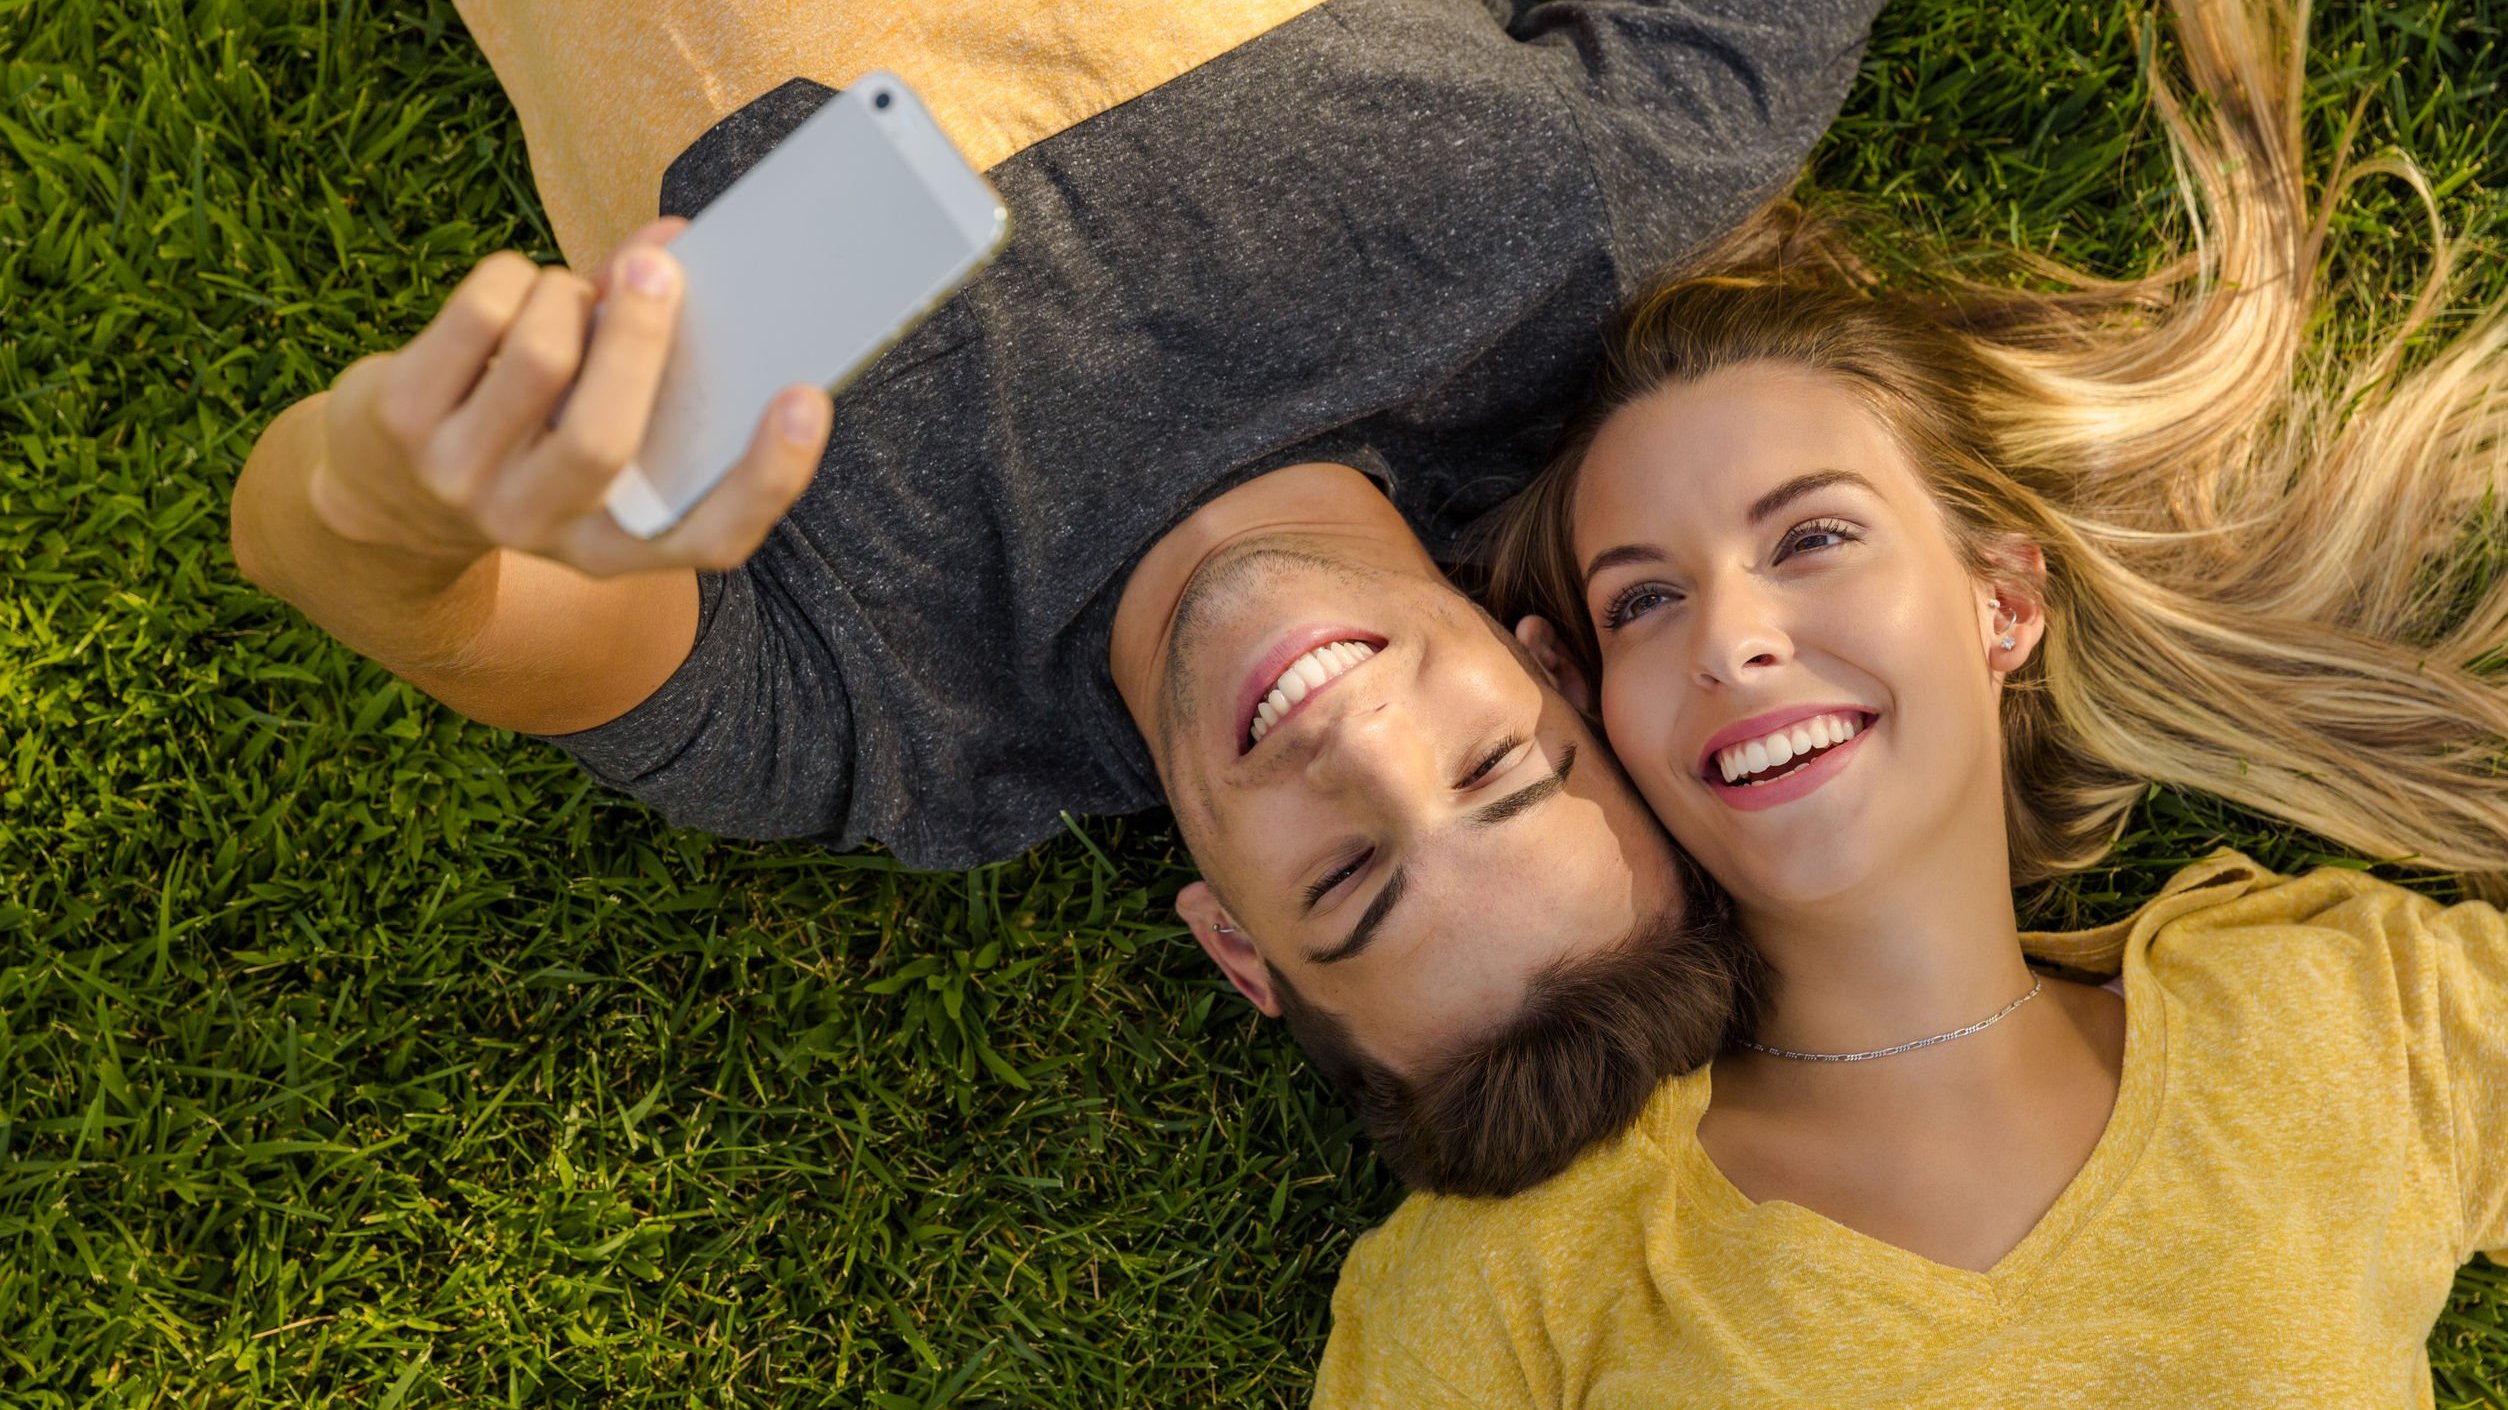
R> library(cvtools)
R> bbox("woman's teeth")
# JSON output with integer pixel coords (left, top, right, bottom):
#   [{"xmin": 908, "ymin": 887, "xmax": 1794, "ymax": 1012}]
[
  {"xmin": 1716, "ymin": 712, "xmax": 1862, "ymax": 785},
  {"xmin": 1248, "ymin": 641, "xmax": 1377, "ymax": 745}
]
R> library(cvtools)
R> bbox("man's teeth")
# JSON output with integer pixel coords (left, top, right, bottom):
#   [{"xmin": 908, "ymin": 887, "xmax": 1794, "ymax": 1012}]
[
  {"xmin": 1716, "ymin": 712, "xmax": 1863, "ymax": 784},
  {"xmin": 1248, "ymin": 641, "xmax": 1377, "ymax": 744}
]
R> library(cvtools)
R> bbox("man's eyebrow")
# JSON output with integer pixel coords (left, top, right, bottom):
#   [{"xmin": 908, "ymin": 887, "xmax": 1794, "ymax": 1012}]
[
  {"xmin": 1305, "ymin": 744, "xmax": 1579, "ymax": 966},
  {"xmin": 1469, "ymin": 741, "xmax": 1576, "ymax": 828},
  {"xmin": 1748, "ymin": 469, "xmax": 1877, "ymax": 525},
  {"xmin": 1308, "ymin": 865, "xmax": 1408, "ymax": 967}
]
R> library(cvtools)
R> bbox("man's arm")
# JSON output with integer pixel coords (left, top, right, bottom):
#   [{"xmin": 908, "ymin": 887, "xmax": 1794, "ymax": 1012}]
[
  {"xmin": 1504, "ymin": 0, "xmax": 1886, "ymax": 273},
  {"xmin": 232, "ymin": 392, "xmax": 700, "ymax": 735},
  {"xmin": 229, "ymin": 222, "xmax": 832, "ymax": 738}
]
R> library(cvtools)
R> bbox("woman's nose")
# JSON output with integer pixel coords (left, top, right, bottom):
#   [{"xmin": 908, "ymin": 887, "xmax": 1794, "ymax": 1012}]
[{"xmin": 1688, "ymin": 579, "xmax": 1791, "ymax": 687}]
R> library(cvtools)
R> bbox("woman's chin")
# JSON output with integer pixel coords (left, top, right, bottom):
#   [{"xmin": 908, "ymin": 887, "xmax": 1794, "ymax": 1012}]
[
  {"xmin": 1684, "ymin": 826, "xmax": 1883, "ymax": 915},
  {"xmin": 1662, "ymin": 787, "xmax": 1882, "ymax": 912}
]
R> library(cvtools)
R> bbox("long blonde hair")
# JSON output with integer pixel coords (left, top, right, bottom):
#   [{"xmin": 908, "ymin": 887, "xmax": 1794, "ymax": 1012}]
[{"xmin": 1487, "ymin": 0, "xmax": 2508, "ymax": 896}]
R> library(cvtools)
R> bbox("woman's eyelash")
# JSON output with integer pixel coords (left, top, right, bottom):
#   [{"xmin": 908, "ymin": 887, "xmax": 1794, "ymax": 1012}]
[
  {"xmin": 1778, "ymin": 517, "xmax": 1861, "ymax": 558},
  {"xmin": 1597, "ymin": 519, "xmax": 1861, "ymax": 629},
  {"xmin": 1599, "ymin": 582, "xmax": 1674, "ymax": 630}
]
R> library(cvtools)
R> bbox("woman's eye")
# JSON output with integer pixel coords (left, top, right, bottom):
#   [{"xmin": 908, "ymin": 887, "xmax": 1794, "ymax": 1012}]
[
  {"xmin": 1777, "ymin": 518, "xmax": 1860, "ymax": 562},
  {"xmin": 1599, "ymin": 584, "xmax": 1675, "ymax": 630}
]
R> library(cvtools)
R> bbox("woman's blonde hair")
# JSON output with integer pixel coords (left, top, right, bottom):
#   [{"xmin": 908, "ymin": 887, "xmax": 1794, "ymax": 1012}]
[{"xmin": 1487, "ymin": 0, "xmax": 2508, "ymax": 896}]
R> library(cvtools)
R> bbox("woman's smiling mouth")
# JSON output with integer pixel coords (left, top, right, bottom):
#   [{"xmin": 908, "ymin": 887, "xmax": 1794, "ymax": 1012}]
[{"xmin": 1696, "ymin": 706, "xmax": 1879, "ymax": 810}]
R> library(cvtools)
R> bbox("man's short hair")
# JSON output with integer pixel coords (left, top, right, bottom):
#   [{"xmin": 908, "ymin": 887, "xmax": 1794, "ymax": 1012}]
[{"xmin": 1273, "ymin": 849, "xmax": 1767, "ymax": 1198}]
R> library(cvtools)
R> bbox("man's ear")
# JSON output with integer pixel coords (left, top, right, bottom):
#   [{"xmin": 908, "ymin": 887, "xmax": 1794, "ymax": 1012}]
[
  {"xmin": 1513, "ymin": 614, "xmax": 1594, "ymax": 713},
  {"xmin": 1177, "ymin": 880, "xmax": 1280, "ymax": 1017}
]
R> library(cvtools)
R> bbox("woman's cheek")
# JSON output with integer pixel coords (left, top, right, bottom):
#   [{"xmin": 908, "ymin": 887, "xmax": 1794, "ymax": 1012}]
[{"xmin": 1599, "ymin": 660, "xmax": 1684, "ymax": 813}]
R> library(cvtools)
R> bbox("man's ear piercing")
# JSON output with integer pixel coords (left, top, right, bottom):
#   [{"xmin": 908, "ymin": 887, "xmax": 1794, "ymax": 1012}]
[{"xmin": 1212, "ymin": 922, "xmax": 1237, "ymax": 935}]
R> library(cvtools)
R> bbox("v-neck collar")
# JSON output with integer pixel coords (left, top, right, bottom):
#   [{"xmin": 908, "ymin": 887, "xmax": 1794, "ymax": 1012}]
[{"xmin": 1657, "ymin": 854, "xmax": 2262, "ymax": 1301}]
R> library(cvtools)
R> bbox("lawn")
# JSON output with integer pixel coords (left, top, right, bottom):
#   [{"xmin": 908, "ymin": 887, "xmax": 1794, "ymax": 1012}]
[{"xmin": 1, "ymin": 0, "xmax": 2503, "ymax": 1404}]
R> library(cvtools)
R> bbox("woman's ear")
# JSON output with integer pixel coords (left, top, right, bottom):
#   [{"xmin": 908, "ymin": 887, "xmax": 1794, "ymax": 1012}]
[
  {"xmin": 1176, "ymin": 880, "xmax": 1279, "ymax": 1017},
  {"xmin": 1977, "ymin": 539, "xmax": 2050, "ymax": 679},
  {"xmin": 1514, "ymin": 615, "xmax": 1594, "ymax": 713}
]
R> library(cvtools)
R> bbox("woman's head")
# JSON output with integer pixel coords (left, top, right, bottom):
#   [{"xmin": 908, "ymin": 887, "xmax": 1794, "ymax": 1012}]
[
  {"xmin": 1491, "ymin": 278, "xmax": 2061, "ymax": 905},
  {"xmin": 1487, "ymin": 0, "xmax": 2508, "ymax": 905},
  {"xmin": 1492, "ymin": 177, "xmax": 2508, "ymax": 905}
]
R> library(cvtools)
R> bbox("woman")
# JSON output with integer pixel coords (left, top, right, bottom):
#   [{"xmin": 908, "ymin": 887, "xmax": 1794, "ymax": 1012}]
[{"xmin": 1313, "ymin": 0, "xmax": 2506, "ymax": 1402}]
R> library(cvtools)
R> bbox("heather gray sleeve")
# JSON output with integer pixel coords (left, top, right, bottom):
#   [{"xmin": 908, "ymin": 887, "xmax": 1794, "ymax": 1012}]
[
  {"xmin": 529, "ymin": 557, "xmax": 857, "ymax": 844},
  {"xmin": 1509, "ymin": 0, "xmax": 1884, "ymax": 280}
]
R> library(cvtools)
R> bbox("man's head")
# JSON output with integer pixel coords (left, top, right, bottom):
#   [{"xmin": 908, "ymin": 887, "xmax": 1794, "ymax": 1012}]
[{"xmin": 1109, "ymin": 463, "xmax": 1764, "ymax": 1196}]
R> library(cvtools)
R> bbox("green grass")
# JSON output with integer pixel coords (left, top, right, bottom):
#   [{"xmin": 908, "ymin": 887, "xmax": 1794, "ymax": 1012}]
[{"xmin": 1, "ymin": 0, "xmax": 2503, "ymax": 1403}]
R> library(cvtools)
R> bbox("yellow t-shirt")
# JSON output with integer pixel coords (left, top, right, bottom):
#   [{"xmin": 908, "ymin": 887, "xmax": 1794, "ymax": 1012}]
[
  {"xmin": 451, "ymin": 0, "xmax": 1325, "ymax": 269},
  {"xmin": 1315, "ymin": 854, "xmax": 2508, "ymax": 1408}
]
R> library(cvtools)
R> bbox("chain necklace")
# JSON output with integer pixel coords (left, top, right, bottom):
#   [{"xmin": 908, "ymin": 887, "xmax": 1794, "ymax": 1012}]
[{"xmin": 1738, "ymin": 976, "xmax": 2045, "ymax": 1063}]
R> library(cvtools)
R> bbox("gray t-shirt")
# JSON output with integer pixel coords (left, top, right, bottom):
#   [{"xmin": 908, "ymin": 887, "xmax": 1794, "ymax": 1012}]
[{"xmin": 539, "ymin": 0, "xmax": 1880, "ymax": 868}]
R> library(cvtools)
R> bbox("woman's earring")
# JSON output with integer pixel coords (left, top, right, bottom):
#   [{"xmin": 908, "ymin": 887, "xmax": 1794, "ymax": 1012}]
[{"xmin": 1992, "ymin": 600, "xmax": 2018, "ymax": 652}]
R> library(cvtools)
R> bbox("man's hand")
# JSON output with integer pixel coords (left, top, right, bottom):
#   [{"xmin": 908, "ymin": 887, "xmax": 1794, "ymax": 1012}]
[
  {"xmin": 233, "ymin": 220, "xmax": 835, "ymax": 735},
  {"xmin": 309, "ymin": 218, "xmax": 834, "ymax": 578}
]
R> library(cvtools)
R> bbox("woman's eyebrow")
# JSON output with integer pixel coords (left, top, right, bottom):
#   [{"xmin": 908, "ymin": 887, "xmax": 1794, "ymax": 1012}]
[
  {"xmin": 1748, "ymin": 469, "xmax": 1877, "ymax": 524},
  {"xmin": 1580, "ymin": 541, "xmax": 1662, "ymax": 589},
  {"xmin": 1580, "ymin": 470, "xmax": 1880, "ymax": 587}
]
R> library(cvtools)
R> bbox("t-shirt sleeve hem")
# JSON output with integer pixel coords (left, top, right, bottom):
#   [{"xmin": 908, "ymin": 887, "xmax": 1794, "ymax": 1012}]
[
  {"xmin": 525, "ymin": 563, "xmax": 860, "ymax": 843},
  {"xmin": 525, "ymin": 568, "xmax": 727, "ymax": 764}
]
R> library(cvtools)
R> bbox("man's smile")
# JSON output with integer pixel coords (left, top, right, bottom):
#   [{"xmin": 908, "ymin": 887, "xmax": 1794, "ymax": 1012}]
[{"xmin": 1236, "ymin": 627, "xmax": 1387, "ymax": 754}]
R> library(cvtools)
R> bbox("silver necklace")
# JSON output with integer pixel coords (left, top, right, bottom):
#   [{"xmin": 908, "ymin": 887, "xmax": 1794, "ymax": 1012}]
[{"xmin": 1738, "ymin": 975, "xmax": 2045, "ymax": 1063}]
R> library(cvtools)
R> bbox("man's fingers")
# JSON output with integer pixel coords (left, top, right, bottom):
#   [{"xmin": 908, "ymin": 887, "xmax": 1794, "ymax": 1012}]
[
  {"xmin": 557, "ymin": 386, "xmax": 830, "ymax": 576},
  {"xmin": 653, "ymin": 388, "xmax": 832, "ymax": 569},
  {"xmin": 589, "ymin": 218, "xmax": 692, "ymax": 300},
  {"xmin": 513, "ymin": 247, "xmax": 686, "ymax": 534},
  {"xmin": 372, "ymin": 251, "xmax": 539, "ymax": 448},
  {"xmin": 428, "ymin": 268, "xmax": 599, "ymax": 514}
]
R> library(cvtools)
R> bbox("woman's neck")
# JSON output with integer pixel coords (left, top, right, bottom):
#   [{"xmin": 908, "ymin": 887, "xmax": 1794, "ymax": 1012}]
[{"xmin": 1723, "ymin": 805, "xmax": 2056, "ymax": 1109}]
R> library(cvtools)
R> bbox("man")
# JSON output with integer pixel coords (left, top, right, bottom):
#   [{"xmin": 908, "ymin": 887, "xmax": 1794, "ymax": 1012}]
[{"xmin": 231, "ymin": 0, "xmax": 1876, "ymax": 1192}]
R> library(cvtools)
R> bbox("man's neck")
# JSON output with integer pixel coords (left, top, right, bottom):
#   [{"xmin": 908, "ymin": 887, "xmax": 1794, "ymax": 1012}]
[{"xmin": 1107, "ymin": 461, "xmax": 1438, "ymax": 734}]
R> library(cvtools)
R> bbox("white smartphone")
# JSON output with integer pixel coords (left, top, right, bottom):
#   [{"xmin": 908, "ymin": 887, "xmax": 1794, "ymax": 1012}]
[{"xmin": 604, "ymin": 74, "xmax": 1011, "ymax": 538}]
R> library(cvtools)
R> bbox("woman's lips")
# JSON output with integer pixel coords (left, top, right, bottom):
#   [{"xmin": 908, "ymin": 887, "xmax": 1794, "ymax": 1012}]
[
  {"xmin": 1696, "ymin": 705, "xmax": 1876, "ymax": 778},
  {"xmin": 1698, "ymin": 707, "xmax": 1879, "ymax": 812}
]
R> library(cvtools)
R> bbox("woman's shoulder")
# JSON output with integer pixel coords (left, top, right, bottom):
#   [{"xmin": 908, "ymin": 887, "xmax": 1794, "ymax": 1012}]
[
  {"xmin": 2084, "ymin": 851, "xmax": 2495, "ymax": 1049},
  {"xmin": 2131, "ymin": 852, "xmax": 2468, "ymax": 962},
  {"xmin": 1319, "ymin": 1073, "xmax": 1707, "ymax": 1406},
  {"xmin": 1335, "ymin": 1069, "xmax": 1705, "ymax": 1299},
  {"xmin": 2029, "ymin": 849, "xmax": 2464, "ymax": 976}
]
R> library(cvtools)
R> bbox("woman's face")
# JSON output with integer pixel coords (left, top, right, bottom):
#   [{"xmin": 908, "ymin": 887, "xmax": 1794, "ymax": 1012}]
[{"xmin": 1567, "ymin": 361, "xmax": 2022, "ymax": 911}]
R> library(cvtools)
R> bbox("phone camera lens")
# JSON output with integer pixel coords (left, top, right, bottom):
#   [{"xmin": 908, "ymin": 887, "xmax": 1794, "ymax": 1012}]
[{"xmin": 873, "ymin": 91, "xmax": 892, "ymax": 110}]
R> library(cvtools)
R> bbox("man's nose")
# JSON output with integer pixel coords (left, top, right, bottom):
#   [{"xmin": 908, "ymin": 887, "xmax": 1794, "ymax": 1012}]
[
  {"xmin": 1689, "ymin": 573, "xmax": 1791, "ymax": 687},
  {"xmin": 1304, "ymin": 697, "xmax": 1434, "ymax": 806}
]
